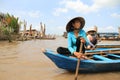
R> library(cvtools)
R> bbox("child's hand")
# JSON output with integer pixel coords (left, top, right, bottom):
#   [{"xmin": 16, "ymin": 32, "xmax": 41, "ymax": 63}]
[
  {"xmin": 87, "ymin": 45, "xmax": 96, "ymax": 50},
  {"xmin": 86, "ymin": 45, "xmax": 91, "ymax": 49}
]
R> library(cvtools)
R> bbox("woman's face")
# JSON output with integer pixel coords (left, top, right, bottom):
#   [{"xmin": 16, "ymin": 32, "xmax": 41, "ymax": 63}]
[{"xmin": 72, "ymin": 20, "xmax": 81, "ymax": 29}]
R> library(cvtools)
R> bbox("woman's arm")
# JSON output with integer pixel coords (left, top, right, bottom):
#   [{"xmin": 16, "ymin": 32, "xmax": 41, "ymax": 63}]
[
  {"xmin": 67, "ymin": 33, "xmax": 75, "ymax": 54},
  {"xmin": 82, "ymin": 30, "xmax": 89, "ymax": 46}
]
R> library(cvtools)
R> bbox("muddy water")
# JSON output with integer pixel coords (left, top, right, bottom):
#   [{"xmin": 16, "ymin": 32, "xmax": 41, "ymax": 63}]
[{"xmin": 0, "ymin": 37, "xmax": 120, "ymax": 80}]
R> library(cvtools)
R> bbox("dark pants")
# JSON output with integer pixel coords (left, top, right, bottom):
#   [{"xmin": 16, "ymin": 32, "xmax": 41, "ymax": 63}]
[{"xmin": 57, "ymin": 37, "xmax": 85, "ymax": 55}]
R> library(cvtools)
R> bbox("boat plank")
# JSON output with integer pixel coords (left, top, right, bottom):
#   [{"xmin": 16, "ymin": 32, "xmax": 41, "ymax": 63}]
[
  {"xmin": 93, "ymin": 55, "xmax": 112, "ymax": 61},
  {"xmin": 107, "ymin": 54, "xmax": 120, "ymax": 59},
  {"xmin": 86, "ymin": 48, "xmax": 120, "ymax": 53},
  {"xmin": 97, "ymin": 44, "xmax": 120, "ymax": 48}
]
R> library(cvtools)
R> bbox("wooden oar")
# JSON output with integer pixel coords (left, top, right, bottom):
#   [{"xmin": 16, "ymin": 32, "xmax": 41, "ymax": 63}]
[{"xmin": 75, "ymin": 42, "xmax": 83, "ymax": 80}]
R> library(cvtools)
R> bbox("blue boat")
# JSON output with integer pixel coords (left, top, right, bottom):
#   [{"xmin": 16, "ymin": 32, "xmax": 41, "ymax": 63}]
[{"xmin": 43, "ymin": 48, "xmax": 120, "ymax": 72}]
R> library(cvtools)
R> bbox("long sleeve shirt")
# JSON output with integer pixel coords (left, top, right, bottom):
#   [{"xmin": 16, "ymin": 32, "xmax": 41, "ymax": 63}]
[
  {"xmin": 87, "ymin": 35, "xmax": 96, "ymax": 48},
  {"xmin": 67, "ymin": 29, "xmax": 89, "ymax": 54}
]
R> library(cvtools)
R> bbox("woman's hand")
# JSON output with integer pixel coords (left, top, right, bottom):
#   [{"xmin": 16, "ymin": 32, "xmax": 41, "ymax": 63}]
[
  {"xmin": 80, "ymin": 37, "xmax": 86, "ymax": 43},
  {"xmin": 74, "ymin": 52, "xmax": 88, "ymax": 59},
  {"xmin": 74, "ymin": 52, "xmax": 82, "ymax": 59}
]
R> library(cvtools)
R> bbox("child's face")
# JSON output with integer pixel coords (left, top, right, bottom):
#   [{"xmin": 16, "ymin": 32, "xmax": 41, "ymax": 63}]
[{"xmin": 72, "ymin": 20, "xmax": 81, "ymax": 29}]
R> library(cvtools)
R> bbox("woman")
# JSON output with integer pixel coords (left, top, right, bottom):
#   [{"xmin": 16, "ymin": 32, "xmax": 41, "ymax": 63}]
[{"xmin": 57, "ymin": 17, "xmax": 92, "ymax": 59}]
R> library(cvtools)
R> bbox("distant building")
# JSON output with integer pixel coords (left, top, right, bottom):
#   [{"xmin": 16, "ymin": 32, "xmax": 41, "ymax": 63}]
[
  {"xmin": 26, "ymin": 29, "xmax": 38, "ymax": 36},
  {"xmin": 63, "ymin": 32, "xmax": 67, "ymax": 38},
  {"xmin": 98, "ymin": 32, "xmax": 119, "ymax": 40}
]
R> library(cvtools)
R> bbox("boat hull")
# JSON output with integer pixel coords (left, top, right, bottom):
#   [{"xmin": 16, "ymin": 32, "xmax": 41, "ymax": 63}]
[{"xmin": 44, "ymin": 49, "xmax": 120, "ymax": 72}]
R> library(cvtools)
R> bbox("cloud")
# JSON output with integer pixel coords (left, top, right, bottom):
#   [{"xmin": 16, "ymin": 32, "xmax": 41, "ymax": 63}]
[
  {"xmin": 13, "ymin": 10, "xmax": 41, "ymax": 19},
  {"xmin": 106, "ymin": 26, "xmax": 114, "ymax": 30},
  {"xmin": 98, "ymin": 26, "xmax": 116, "ymax": 32},
  {"xmin": 53, "ymin": 0, "xmax": 120, "ymax": 16},
  {"xmin": 111, "ymin": 13, "xmax": 120, "ymax": 18},
  {"xmin": 1, "ymin": 10, "xmax": 41, "ymax": 21},
  {"xmin": 53, "ymin": 8, "xmax": 68, "ymax": 16},
  {"xmin": 46, "ymin": 26, "xmax": 65, "ymax": 35},
  {"xmin": 93, "ymin": 0, "xmax": 120, "ymax": 7},
  {"xmin": 57, "ymin": 26, "xmax": 65, "ymax": 31},
  {"xmin": 28, "ymin": 11, "xmax": 41, "ymax": 18},
  {"xmin": 85, "ymin": 26, "xmax": 118, "ymax": 33}
]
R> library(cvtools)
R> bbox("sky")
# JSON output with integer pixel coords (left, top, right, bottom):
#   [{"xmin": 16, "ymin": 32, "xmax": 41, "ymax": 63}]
[{"xmin": 0, "ymin": 0, "xmax": 120, "ymax": 35}]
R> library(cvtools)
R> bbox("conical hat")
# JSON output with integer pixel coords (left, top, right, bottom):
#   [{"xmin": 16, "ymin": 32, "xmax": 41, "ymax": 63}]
[{"xmin": 66, "ymin": 17, "xmax": 85, "ymax": 32}]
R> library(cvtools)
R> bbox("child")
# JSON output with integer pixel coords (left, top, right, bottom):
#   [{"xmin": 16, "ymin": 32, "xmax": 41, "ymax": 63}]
[{"xmin": 87, "ymin": 30, "xmax": 98, "ymax": 49}]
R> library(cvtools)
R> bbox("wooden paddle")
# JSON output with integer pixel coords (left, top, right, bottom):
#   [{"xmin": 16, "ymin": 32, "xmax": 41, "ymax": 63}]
[{"xmin": 75, "ymin": 42, "xmax": 83, "ymax": 80}]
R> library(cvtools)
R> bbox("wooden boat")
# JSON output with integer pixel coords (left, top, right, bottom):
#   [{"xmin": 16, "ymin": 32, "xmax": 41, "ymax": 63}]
[
  {"xmin": 43, "ymin": 48, "xmax": 120, "ymax": 72},
  {"xmin": 39, "ymin": 37, "xmax": 56, "ymax": 40}
]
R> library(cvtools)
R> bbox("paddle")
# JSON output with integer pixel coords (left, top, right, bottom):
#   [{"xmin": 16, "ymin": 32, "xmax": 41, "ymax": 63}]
[{"xmin": 75, "ymin": 42, "xmax": 83, "ymax": 80}]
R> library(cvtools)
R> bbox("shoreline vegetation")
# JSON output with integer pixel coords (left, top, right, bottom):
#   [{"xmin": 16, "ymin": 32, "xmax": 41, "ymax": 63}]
[
  {"xmin": 0, "ymin": 12, "xmax": 20, "ymax": 42},
  {"xmin": 0, "ymin": 12, "xmax": 55, "ymax": 42}
]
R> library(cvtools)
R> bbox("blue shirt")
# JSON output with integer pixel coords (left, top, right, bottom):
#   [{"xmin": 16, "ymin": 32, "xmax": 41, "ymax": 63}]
[{"xmin": 67, "ymin": 29, "xmax": 89, "ymax": 54}]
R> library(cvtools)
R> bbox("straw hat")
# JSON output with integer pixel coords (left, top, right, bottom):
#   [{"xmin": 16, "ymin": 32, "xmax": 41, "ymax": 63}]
[
  {"xmin": 87, "ymin": 28, "xmax": 97, "ymax": 34},
  {"xmin": 66, "ymin": 17, "xmax": 85, "ymax": 32}
]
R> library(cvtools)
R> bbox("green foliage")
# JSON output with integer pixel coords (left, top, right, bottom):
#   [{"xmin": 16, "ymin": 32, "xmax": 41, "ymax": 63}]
[
  {"xmin": 1, "ymin": 26, "xmax": 9, "ymax": 35},
  {"xmin": 0, "ymin": 13, "xmax": 20, "ymax": 42},
  {"xmin": 6, "ymin": 13, "xmax": 20, "ymax": 34},
  {"xmin": 1, "ymin": 26, "xmax": 12, "ymax": 42}
]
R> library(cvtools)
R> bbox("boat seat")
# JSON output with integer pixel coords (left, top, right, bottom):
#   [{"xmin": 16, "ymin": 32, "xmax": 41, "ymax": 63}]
[
  {"xmin": 107, "ymin": 54, "xmax": 120, "ymax": 59},
  {"xmin": 93, "ymin": 55, "xmax": 112, "ymax": 61}
]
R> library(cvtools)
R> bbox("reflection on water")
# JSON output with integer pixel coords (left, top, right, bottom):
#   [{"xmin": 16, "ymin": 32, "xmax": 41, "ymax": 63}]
[{"xmin": 0, "ymin": 37, "xmax": 120, "ymax": 80}]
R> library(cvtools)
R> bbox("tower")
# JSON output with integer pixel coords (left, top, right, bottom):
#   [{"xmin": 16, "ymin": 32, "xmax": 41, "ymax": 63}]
[
  {"xmin": 29, "ymin": 24, "xmax": 32, "ymax": 36},
  {"xmin": 43, "ymin": 24, "xmax": 46, "ymax": 37},
  {"xmin": 119, "ymin": 27, "xmax": 120, "ymax": 38},
  {"xmin": 94, "ymin": 25, "xmax": 98, "ymax": 33},
  {"xmin": 40, "ymin": 22, "xmax": 44, "ymax": 38},
  {"xmin": 24, "ymin": 20, "xmax": 27, "ymax": 33}
]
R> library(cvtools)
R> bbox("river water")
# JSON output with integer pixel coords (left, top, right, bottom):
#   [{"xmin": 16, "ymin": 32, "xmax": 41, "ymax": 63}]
[{"xmin": 0, "ymin": 37, "xmax": 120, "ymax": 80}]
